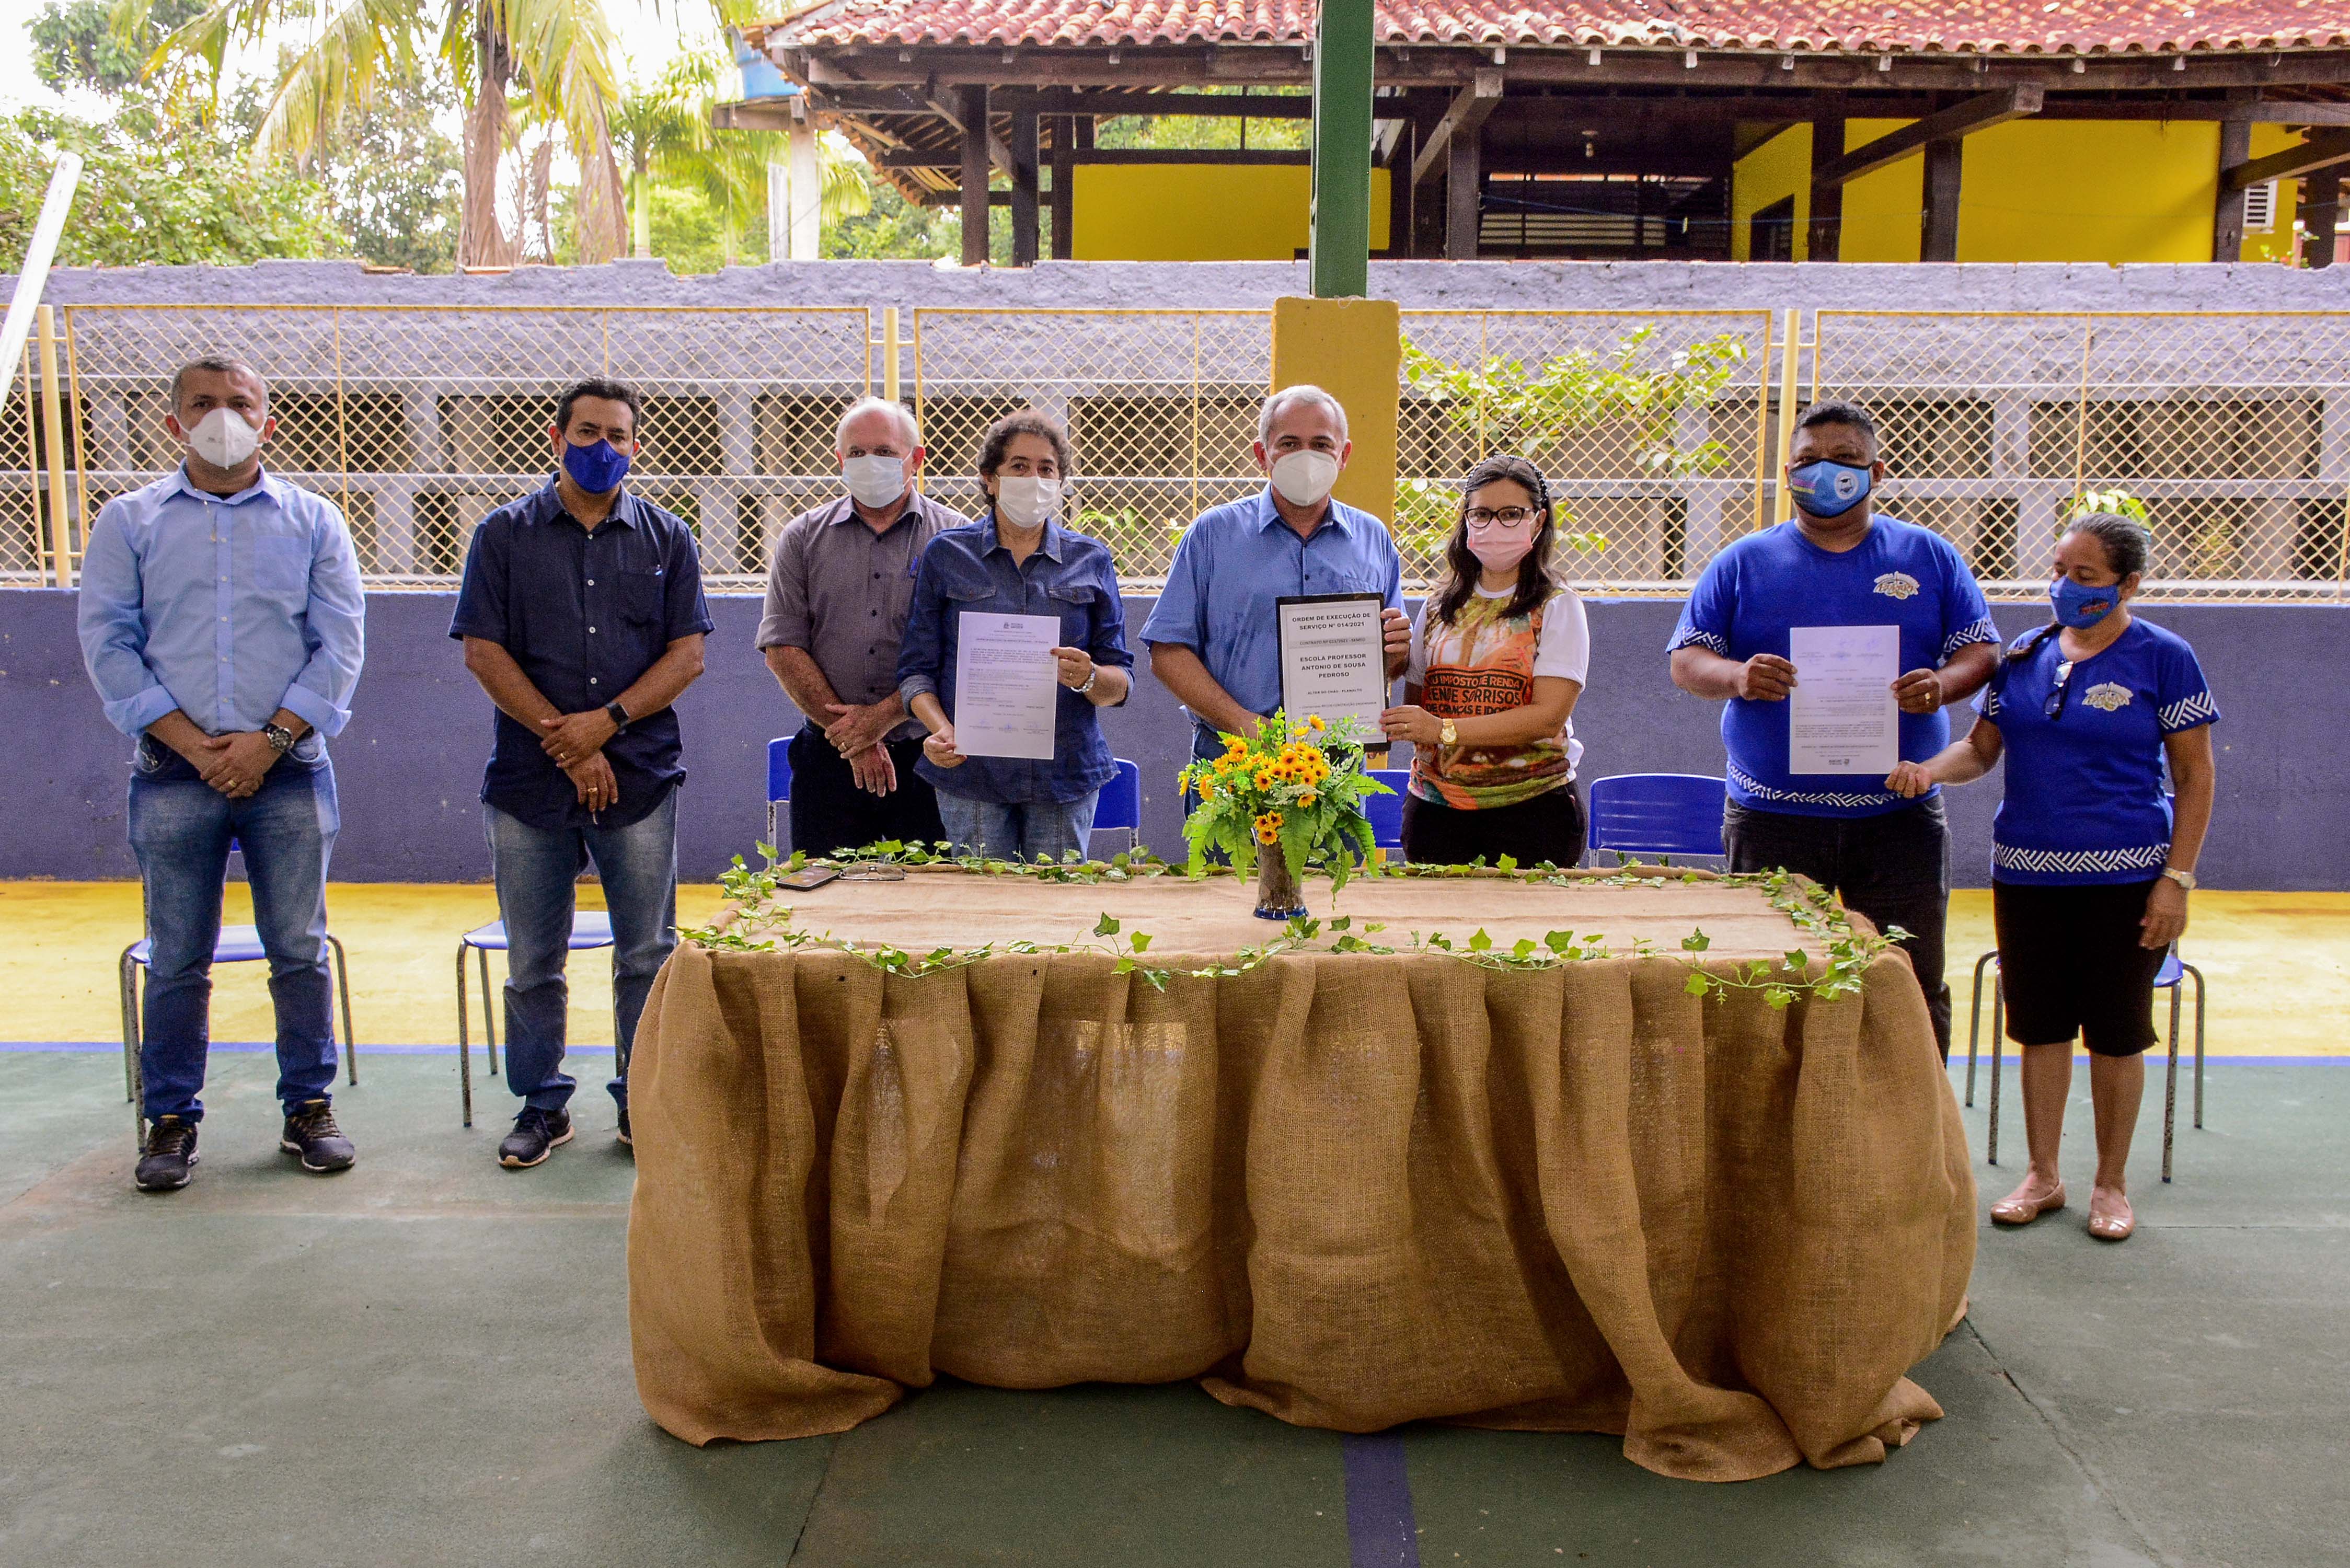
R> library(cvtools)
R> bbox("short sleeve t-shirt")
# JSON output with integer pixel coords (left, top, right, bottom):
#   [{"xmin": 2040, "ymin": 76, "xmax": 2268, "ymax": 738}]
[
  {"xmin": 1407, "ymin": 584, "xmax": 1589, "ymax": 808},
  {"xmin": 1667, "ymin": 515, "xmax": 1997, "ymax": 818},
  {"xmin": 1976, "ymin": 618, "xmax": 2219, "ymax": 885}
]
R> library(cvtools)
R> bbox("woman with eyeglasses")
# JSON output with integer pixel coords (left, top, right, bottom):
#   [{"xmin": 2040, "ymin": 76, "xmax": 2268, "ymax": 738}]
[
  {"xmin": 1887, "ymin": 512, "xmax": 2218, "ymax": 1243},
  {"xmin": 1379, "ymin": 454, "xmax": 1590, "ymax": 868}
]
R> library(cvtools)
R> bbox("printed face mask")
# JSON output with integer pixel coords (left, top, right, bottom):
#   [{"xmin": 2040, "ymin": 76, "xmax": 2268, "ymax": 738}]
[
  {"xmin": 183, "ymin": 406, "xmax": 261, "ymax": 470},
  {"xmin": 843, "ymin": 454, "xmax": 908, "ymax": 509},
  {"xmin": 1787, "ymin": 457, "xmax": 1873, "ymax": 519},
  {"xmin": 2049, "ymin": 574, "xmax": 2121, "ymax": 629},
  {"xmin": 994, "ymin": 475, "xmax": 1062, "ymax": 529},
  {"xmin": 561, "ymin": 437, "xmax": 631, "ymax": 494},
  {"xmin": 1268, "ymin": 449, "xmax": 1340, "ymax": 509}
]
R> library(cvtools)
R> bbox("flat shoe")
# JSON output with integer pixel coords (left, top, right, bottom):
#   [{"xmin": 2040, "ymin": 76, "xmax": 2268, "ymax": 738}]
[
  {"xmin": 2088, "ymin": 1205, "xmax": 2135, "ymax": 1242},
  {"xmin": 1990, "ymin": 1185, "xmax": 2067, "ymax": 1226}
]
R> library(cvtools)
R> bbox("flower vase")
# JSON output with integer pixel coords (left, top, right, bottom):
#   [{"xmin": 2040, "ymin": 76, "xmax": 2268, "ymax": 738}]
[{"xmin": 1253, "ymin": 850, "xmax": 1306, "ymax": 921}]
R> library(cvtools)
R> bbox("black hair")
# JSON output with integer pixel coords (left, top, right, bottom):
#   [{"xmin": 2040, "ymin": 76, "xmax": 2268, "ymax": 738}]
[
  {"xmin": 169, "ymin": 355, "xmax": 264, "ymax": 414},
  {"xmin": 555, "ymin": 378, "xmax": 642, "ymax": 439},
  {"xmin": 976, "ymin": 408, "xmax": 1075, "ymax": 482},
  {"xmin": 2065, "ymin": 510, "xmax": 2151, "ymax": 580},
  {"xmin": 1426, "ymin": 454, "xmax": 1559, "ymax": 628},
  {"xmin": 1794, "ymin": 398, "xmax": 1878, "ymax": 448}
]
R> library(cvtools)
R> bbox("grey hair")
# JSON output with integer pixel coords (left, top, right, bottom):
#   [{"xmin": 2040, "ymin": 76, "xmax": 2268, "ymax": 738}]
[
  {"xmin": 835, "ymin": 396, "xmax": 921, "ymax": 453},
  {"xmin": 169, "ymin": 355, "xmax": 266, "ymax": 414},
  {"xmin": 1257, "ymin": 383, "xmax": 1349, "ymax": 448},
  {"xmin": 2064, "ymin": 510, "xmax": 2151, "ymax": 580}
]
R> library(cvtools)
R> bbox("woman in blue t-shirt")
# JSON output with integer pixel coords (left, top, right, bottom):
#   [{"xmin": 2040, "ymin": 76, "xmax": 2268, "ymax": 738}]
[{"xmin": 1886, "ymin": 513, "xmax": 2217, "ymax": 1244}]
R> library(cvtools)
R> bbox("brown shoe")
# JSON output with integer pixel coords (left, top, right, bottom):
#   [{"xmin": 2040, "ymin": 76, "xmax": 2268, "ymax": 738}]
[
  {"xmin": 2088, "ymin": 1189, "xmax": 2135, "ymax": 1242},
  {"xmin": 1990, "ymin": 1179, "xmax": 2067, "ymax": 1226}
]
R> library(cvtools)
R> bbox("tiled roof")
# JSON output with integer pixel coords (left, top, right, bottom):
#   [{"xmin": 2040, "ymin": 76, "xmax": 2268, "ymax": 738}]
[{"xmin": 755, "ymin": 1, "xmax": 2350, "ymax": 54}]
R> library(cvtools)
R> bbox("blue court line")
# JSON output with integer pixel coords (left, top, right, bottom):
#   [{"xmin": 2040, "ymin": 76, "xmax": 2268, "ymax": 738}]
[
  {"xmin": 0, "ymin": 1042, "xmax": 614, "ymax": 1054},
  {"xmin": 1342, "ymin": 1433, "xmax": 1420, "ymax": 1568}
]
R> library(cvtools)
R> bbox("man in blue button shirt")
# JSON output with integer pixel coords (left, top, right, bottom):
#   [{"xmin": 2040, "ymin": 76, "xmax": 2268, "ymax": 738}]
[
  {"xmin": 451, "ymin": 379, "xmax": 712, "ymax": 1169},
  {"xmin": 1668, "ymin": 400, "xmax": 2000, "ymax": 1057},
  {"xmin": 1142, "ymin": 386, "xmax": 1410, "ymax": 760},
  {"xmin": 78, "ymin": 355, "xmax": 366, "ymax": 1193}
]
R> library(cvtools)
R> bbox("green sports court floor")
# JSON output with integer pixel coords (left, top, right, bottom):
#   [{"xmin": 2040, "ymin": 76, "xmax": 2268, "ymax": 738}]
[{"xmin": 4, "ymin": 882, "xmax": 2346, "ymax": 1565}]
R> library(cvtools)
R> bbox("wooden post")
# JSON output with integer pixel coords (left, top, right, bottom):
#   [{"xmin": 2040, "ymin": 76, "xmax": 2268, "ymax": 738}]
[
  {"xmin": 1445, "ymin": 122, "xmax": 1481, "ymax": 260},
  {"xmin": 1049, "ymin": 116, "xmax": 1075, "ymax": 260},
  {"xmin": 2213, "ymin": 116, "xmax": 2252, "ymax": 262},
  {"xmin": 1921, "ymin": 136, "xmax": 1963, "ymax": 261},
  {"xmin": 2304, "ymin": 167, "xmax": 2342, "ymax": 269},
  {"xmin": 37, "ymin": 304, "xmax": 71, "ymax": 587},
  {"xmin": 1009, "ymin": 101, "xmax": 1039, "ymax": 268},
  {"xmin": 1807, "ymin": 111, "xmax": 1845, "ymax": 261},
  {"xmin": 959, "ymin": 84, "xmax": 990, "ymax": 268}
]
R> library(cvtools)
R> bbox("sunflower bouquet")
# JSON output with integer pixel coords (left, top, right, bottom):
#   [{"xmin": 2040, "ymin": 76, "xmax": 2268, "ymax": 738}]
[{"xmin": 1178, "ymin": 711, "xmax": 1392, "ymax": 903}]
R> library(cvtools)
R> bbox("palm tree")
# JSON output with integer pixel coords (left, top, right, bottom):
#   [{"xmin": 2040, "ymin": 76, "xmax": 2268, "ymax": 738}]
[{"xmin": 129, "ymin": 0, "xmax": 630, "ymax": 266}]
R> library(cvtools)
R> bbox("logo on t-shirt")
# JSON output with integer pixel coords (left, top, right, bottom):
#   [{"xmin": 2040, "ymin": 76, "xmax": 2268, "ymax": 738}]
[
  {"xmin": 1872, "ymin": 572, "xmax": 1921, "ymax": 601},
  {"xmin": 2082, "ymin": 683, "xmax": 2134, "ymax": 712}
]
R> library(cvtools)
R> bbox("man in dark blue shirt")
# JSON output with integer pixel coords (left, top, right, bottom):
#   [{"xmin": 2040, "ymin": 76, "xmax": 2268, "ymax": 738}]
[{"xmin": 451, "ymin": 379, "xmax": 712, "ymax": 1169}]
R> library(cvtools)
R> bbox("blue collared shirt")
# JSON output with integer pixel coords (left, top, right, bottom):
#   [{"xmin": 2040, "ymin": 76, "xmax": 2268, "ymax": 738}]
[
  {"xmin": 449, "ymin": 481, "xmax": 714, "ymax": 831},
  {"xmin": 78, "ymin": 466, "xmax": 366, "ymax": 742},
  {"xmin": 896, "ymin": 517, "xmax": 1133, "ymax": 805},
  {"xmin": 1138, "ymin": 488, "xmax": 1403, "ymax": 732}
]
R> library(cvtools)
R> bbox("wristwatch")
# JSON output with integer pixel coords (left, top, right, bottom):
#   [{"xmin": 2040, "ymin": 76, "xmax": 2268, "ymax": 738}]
[
  {"xmin": 604, "ymin": 699, "xmax": 631, "ymax": 731},
  {"xmin": 2161, "ymin": 867, "xmax": 2197, "ymax": 892},
  {"xmin": 262, "ymin": 722, "xmax": 296, "ymax": 755},
  {"xmin": 1439, "ymin": 718, "xmax": 1459, "ymax": 749}
]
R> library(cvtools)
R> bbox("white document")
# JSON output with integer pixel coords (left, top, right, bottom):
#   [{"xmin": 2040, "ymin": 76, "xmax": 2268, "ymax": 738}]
[
  {"xmin": 952, "ymin": 611, "xmax": 1061, "ymax": 760},
  {"xmin": 1277, "ymin": 594, "xmax": 1389, "ymax": 733},
  {"xmin": 1787, "ymin": 624, "xmax": 1900, "ymax": 775}
]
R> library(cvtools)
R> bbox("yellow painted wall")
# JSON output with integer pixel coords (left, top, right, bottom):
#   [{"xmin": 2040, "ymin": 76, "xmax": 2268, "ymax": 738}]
[
  {"xmin": 1731, "ymin": 116, "xmax": 2298, "ymax": 264},
  {"xmin": 1071, "ymin": 164, "xmax": 1391, "ymax": 261}
]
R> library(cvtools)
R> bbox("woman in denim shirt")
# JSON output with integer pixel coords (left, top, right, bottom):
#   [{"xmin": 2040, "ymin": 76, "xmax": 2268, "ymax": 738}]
[{"xmin": 897, "ymin": 411, "xmax": 1134, "ymax": 862}]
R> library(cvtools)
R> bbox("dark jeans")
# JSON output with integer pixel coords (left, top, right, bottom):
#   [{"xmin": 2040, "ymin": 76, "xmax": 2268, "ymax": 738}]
[
  {"xmin": 1722, "ymin": 797, "xmax": 1952, "ymax": 1058},
  {"xmin": 485, "ymin": 790, "xmax": 678, "ymax": 1115},
  {"xmin": 127, "ymin": 742, "xmax": 339, "ymax": 1122},
  {"xmin": 787, "ymin": 727, "xmax": 944, "ymax": 858},
  {"xmin": 1401, "ymin": 785, "xmax": 1586, "ymax": 869}
]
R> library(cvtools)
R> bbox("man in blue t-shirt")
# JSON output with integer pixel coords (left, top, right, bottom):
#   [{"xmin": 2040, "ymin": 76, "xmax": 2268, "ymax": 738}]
[{"xmin": 1668, "ymin": 400, "xmax": 2000, "ymax": 1057}]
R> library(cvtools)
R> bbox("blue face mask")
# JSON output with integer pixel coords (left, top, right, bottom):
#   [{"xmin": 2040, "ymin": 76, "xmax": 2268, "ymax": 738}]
[
  {"xmin": 2049, "ymin": 575, "xmax": 2121, "ymax": 629},
  {"xmin": 1787, "ymin": 458, "xmax": 1873, "ymax": 519},
  {"xmin": 562, "ymin": 437, "xmax": 631, "ymax": 494}
]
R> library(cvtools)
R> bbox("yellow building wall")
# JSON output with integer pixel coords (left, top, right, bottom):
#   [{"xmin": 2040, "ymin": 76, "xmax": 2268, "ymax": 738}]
[
  {"xmin": 1071, "ymin": 165, "xmax": 1391, "ymax": 262},
  {"xmin": 1731, "ymin": 117, "xmax": 2297, "ymax": 264}
]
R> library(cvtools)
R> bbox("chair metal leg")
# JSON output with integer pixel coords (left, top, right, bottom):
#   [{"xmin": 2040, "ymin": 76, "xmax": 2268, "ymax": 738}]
[
  {"xmin": 2162, "ymin": 981, "xmax": 2183, "ymax": 1184},
  {"xmin": 120, "ymin": 948, "xmax": 144, "ymax": 1148},
  {"xmin": 328, "ymin": 935, "xmax": 356, "ymax": 1087},
  {"xmin": 478, "ymin": 947, "xmax": 500, "ymax": 1079},
  {"xmin": 456, "ymin": 941, "xmax": 474, "ymax": 1130},
  {"xmin": 1966, "ymin": 951, "xmax": 1996, "ymax": 1108},
  {"xmin": 2186, "ymin": 963, "xmax": 2206, "ymax": 1130},
  {"xmin": 1987, "ymin": 982, "xmax": 2005, "ymax": 1166}
]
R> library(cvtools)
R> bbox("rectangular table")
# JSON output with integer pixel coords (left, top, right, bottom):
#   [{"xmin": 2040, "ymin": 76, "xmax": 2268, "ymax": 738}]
[{"xmin": 626, "ymin": 867, "xmax": 1975, "ymax": 1482}]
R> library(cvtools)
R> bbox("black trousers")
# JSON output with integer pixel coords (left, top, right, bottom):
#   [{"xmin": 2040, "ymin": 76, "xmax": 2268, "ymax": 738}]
[
  {"xmin": 1722, "ymin": 797, "xmax": 1952, "ymax": 1059},
  {"xmin": 787, "ymin": 728, "xmax": 944, "ymax": 860},
  {"xmin": 1401, "ymin": 785, "xmax": 1586, "ymax": 869}
]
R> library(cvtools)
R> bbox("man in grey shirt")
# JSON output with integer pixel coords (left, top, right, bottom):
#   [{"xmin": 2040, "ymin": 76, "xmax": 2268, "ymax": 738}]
[{"xmin": 757, "ymin": 397, "xmax": 974, "ymax": 856}]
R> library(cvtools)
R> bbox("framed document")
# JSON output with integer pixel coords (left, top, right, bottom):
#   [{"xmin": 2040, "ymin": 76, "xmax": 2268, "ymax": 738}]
[
  {"xmin": 952, "ymin": 611, "xmax": 1061, "ymax": 760},
  {"xmin": 1276, "ymin": 592, "xmax": 1390, "ymax": 735},
  {"xmin": 1787, "ymin": 624, "xmax": 1899, "ymax": 775}
]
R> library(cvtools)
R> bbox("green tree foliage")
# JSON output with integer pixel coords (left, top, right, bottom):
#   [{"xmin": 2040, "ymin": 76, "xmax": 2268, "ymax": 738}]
[
  {"xmin": 30, "ymin": 0, "xmax": 204, "ymax": 96},
  {"xmin": 228, "ymin": 64, "xmax": 463, "ymax": 272},
  {"xmin": 823, "ymin": 174, "xmax": 954, "ymax": 260},
  {"xmin": 1093, "ymin": 87, "xmax": 1309, "ymax": 153}
]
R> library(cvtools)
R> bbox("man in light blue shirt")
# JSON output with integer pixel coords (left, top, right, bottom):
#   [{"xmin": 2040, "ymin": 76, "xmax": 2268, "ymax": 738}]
[
  {"xmin": 1141, "ymin": 385, "xmax": 1409, "ymax": 760},
  {"xmin": 78, "ymin": 355, "xmax": 366, "ymax": 1192}
]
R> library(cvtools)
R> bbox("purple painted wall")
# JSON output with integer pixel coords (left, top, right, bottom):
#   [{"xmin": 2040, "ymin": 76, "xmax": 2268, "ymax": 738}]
[{"xmin": 3, "ymin": 586, "xmax": 2339, "ymax": 891}]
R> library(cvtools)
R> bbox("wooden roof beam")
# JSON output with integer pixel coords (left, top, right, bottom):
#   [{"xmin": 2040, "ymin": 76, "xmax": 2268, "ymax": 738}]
[
  {"xmin": 1411, "ymin": 68, "xmax": 1505, "ymax": 186},
  {"xmin": 923, "ymin": 90, "xmax": 1017, "ymax": 179},
  {"xmin": 2224, "ymin": 129, "xmax": 2350, "ymax": 189},
  {"xmin": 1814, "ymin": 84, "xmax": 2044, "ymax": 187}
]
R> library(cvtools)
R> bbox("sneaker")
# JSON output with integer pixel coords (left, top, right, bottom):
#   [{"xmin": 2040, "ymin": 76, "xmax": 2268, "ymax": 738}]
[
  {"xmin": 135, "ymin": 1115, "xmax": 200, "ymax": 1192},
  {"xmin": 279, "ymin": 1098, "xmax": 356, "ymax": 1174},
  {"xmin": 499, "ymin": 1106, "xmax": 573, "ymax": 1169},
  {"xmin": 615, "ymin": 1104, "xmax": 632, "ymax": 1149}
]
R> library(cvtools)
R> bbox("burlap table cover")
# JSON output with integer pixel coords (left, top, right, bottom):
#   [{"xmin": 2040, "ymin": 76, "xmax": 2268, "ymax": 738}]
[{"xmin": 626, "ymin": 868, "xmax": 1976, "ymax": 1481}]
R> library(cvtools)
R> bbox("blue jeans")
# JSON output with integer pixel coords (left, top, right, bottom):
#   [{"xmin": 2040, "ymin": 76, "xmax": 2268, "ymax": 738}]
[
  {"xmin": 935, "ymin": 788, "xmax": 1100, "ymax": 863},
  {"xmin": 485, "ymin": 790, "xmax": 678, "ymax": 1115},
  {"xmin": 128, "ymin": 740, "xmax": 339, "ymax": 1123}
]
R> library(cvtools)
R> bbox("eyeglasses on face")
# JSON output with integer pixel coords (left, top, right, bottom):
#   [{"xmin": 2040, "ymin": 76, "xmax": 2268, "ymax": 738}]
[{"xmin": 1465, "ymin": 506, "xmax": 1537, "ymax": 531}]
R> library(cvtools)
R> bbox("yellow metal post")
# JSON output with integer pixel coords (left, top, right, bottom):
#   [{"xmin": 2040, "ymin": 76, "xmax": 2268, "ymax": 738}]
[
  {"xmin": 1770, "ymin": 307, "xmax": 1800, "ymax": 524},
  {"xmin": 37, "ymin": 304, "xmax": 72, "ymax": 586},
  {"xmin": 883, "ymin": 307, "xmax": 902, "ymax": 404}
]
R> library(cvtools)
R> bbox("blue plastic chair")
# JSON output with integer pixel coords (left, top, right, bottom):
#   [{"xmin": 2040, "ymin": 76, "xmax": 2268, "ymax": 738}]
[
  {"xmin": 766, "ymin": 736, "xmax": 794, "ymax": 855},
  {"xmin": 1088, "ymin": 758, "xmax": 1144, "ymax": 858},
  {"xmin": 455, "ymin": 912, "xmax": 616, "ymax": 1127},
  {"xmin": 1364, "ymin": 768, "xmax": 1409, "ymax": 857},
  {"xmin": 1967, "ymin": 946, "xmax": 2206, "ymax": 1183},
  {"xmin": 1586, "ymin": 773, "xmax": 1730, "ymax": 861},
  {"xmin": 118, "ymin": 924, "xmax": 356, "ymax": 1146}
]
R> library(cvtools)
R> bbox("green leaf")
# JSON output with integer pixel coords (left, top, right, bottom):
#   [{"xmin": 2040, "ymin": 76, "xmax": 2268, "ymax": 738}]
[
  {"xmin": 1128, "ymin": 932, "xmax": 1154, "ymax": 953},
  {"xmin": 1468, "ymin": 928, "xmax": 1493, "ymax": 953},
  {"xmin": 1684, "ymin": 972, "xmax": 1712, "ymax": 996},
  {"xmin": 1511, "ymin": 938, "xmax": 1537, "ymax": 961},
  {"xmin": 1681, "ymin": 929, "xmax": 1711, "ymax": 952},
  {"xmin": 1093, "ymin": 913, "xmax": 1121, "ymax": 938},
  {"xmin": 1496, "ymin": 854, "xmax": 1519, "ymax": 872}
]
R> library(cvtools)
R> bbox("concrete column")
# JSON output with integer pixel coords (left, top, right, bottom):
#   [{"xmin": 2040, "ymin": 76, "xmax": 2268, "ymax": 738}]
[
  {"xmin": 1271, "ymin": 296, "xmax": 1399, "ymax": 522},
  {"xmin": 787, "ymin": 126, "xmax": 822, "ymax": 262}
]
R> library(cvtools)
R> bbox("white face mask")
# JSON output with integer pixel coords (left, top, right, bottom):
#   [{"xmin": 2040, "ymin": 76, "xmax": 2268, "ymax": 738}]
[
  {"xmin": 842, "ymin": 454, "xmax": 908, "ymax": 509},
  {"xmin": 994, "ymin": 475, "xmax": 1062, "ymax": 529},
  {"xmin": 1268, "ymin": 449, "xmax": 1340, "ymax": 509},
  {"xmin": 184, "ymin": 406, "xmax": 262, "ymax": 470}
]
